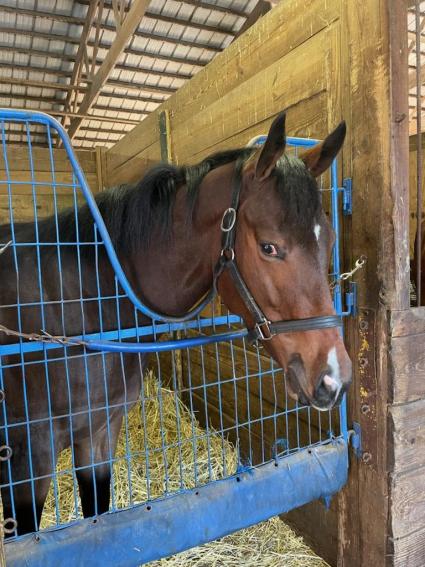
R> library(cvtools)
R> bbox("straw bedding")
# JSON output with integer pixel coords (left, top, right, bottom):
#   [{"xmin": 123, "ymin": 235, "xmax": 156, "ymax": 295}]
[{"xmin": 41, "ymin": 371, "xmax": 329, "ymax": 567}]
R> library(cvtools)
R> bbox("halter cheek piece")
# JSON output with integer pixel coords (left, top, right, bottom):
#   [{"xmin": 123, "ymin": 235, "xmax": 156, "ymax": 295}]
[{"xmin": 212, "ymin": 175, "xmax": 342, "ymax": 344}]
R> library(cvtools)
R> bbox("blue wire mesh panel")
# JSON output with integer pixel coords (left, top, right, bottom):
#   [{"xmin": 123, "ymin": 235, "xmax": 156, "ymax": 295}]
[{"xmin": 0, "ymin": 110, "xmax": 350, "ymax": 566}]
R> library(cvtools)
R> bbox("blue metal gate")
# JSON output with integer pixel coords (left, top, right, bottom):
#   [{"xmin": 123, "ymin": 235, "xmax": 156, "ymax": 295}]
[{"xmin": 0, "ymin": 110, "xmax": 352, "ymax": 566}]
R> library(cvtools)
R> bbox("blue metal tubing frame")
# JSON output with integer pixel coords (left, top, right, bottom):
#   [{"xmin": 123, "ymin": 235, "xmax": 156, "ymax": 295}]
[
  {"xmin": 1, "ymin": 111, "xmax": 350, "ymax": 564},
  {"xmin": 5, "ymin": 440, "xmax": 348, "ymax": 567},
  {"xmin": 0, "ymin": 110, "xmax": 345, "ymax": 354},
  {"xmin": 0, "ymin": 109, "xmax": 211, "ymax": 324}
]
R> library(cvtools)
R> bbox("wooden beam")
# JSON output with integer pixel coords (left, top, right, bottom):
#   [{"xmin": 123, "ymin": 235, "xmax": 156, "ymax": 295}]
[
  {"xmin": 0, "ymin": 4, "xmax": 235, "ymax": 40},
  {"xmin": 0, "ymin": 104, "xmax": 141, "ymax": 125},
  {"xmin": 236, "ymin": 0, "xmax": 272, "ymax": 37},
  {"xmin": 409, "ymin": 62, "xmax": 425, "ymax": 89},
  {"xmin": 4, "ymin": 24, "xmax": 222, "ymax": 53},
  {"xmin": 0, "ymin": 26, "xmax": 212, "ymax": 63},
  {"xmin": 0, "ymin": 92, "xmax": 154, "ymax": 116},
  {"xmin": 0, "ymin": 62, "xmax": 177, "ymax": 95},
  {"xmin": 77, "ymin": 0, "xmax": 248, "ymax": 18},
  {"xmin": 408, "ymin": 20, "xmax": 425, "ymax": 53},
  {"xmin": 63, "ymin": 0, "xmax": 101, "ymax": 128},
  {"xmin": 67, "ymin": 0, "xmax": 151, "ymax": 140},
  {"xmin": 0, "ymin": 62, "xmax": 72, "ymax": 79},
  {"xmin": 0, "ymin": 60, "xmax": 187, "ymax": 86},
  {"xmin": 104, "ymin": 78, "xmax": 176, "ymax": 95},
  {"xmin": 76, "ymin": 0, "xmax": 248, "ymax": 18},
  {"xmin": 0, "ymin": 76, "xmax": 77, "ymax": 91},
  {"xmin": 0, "ymin": 40, "xmax": 206, "ymax": 70}
]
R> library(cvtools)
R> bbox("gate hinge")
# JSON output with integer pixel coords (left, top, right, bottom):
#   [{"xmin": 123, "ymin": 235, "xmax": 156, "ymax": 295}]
[
  {"xmin": 342, "ymin": 178, "xmax": 352, "ymax": 216},
  {"xmin": 349, "ymin": 421, "xmax": 362, "ymax": 459}
]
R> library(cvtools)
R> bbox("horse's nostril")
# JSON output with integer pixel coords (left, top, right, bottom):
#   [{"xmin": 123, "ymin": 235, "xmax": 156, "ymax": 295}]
[
  {"xmin": 315, "ymin": 372, "xmax": 341, "ymax": 405},
  {"xmin": 322, "ymin": 374, "xmax": 339, "ymax": 393}
]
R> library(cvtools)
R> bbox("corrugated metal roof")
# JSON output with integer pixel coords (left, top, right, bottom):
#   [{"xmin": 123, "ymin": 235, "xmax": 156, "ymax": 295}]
[{"xmin": 0, "ymin": 0, "xmax": 264, "ymax": 148}]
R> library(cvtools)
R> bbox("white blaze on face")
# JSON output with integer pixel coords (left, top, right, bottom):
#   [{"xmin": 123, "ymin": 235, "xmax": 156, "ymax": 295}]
[
  {"xmin": 314, "ymin": 223, "xmax": 321, "ymax": 242},
  {"xmin": 324, "ymin": 347, "xmax": 341, "ymax": 393}
]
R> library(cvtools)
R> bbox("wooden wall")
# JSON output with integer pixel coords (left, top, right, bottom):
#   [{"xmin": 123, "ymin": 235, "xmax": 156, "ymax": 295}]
[
  {"xmin": 105, "ymin": 1, "xmax": 411, "ymax": 566},
  {"xmin": 389, "ymin": 308, "xmax": 425, "ymax": 566},
  {"xmin": 0, "ymin": 147, "xmax": 103, "ymax": 225}
]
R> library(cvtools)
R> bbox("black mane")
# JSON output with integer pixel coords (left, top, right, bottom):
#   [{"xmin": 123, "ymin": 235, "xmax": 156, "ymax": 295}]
[{"xmin": 0, "ymin": 146, "xmax": 321, "ymax": 253}]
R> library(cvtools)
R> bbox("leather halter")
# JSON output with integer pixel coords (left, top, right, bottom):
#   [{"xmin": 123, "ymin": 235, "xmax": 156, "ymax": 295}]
[{"xmin": 213, "ymin": 168, "xmax": 342, "ymax": 344}]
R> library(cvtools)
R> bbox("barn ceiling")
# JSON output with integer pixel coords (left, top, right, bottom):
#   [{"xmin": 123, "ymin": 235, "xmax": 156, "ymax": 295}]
[{"xmin": 0, "ymin": 0, "xmax": 269, "ymax": 148}]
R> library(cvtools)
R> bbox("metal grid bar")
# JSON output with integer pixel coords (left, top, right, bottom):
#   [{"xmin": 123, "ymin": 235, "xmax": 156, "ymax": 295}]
[{"xmin": 0, "ymin": 110, "xmax": 349, "ymax": 554}]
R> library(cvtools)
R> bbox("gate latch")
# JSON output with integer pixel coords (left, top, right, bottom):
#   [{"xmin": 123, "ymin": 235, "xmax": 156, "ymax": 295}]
[
  {"xmin": 344, "ymin": 281, "xmax": 358, "ymax": 317},
  {"xmin": 349, "ymin": 421, "xmax": 362, "ymax": 459},
  {"xmin": 342, "ymin": 178, "xmax": 352, "ymax": 216}
]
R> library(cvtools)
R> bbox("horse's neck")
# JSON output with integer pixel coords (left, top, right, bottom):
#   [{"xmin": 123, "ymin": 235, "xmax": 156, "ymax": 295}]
[{"xmin": 125, "ymin": 167, "xmax": 234, "ymax": 318}]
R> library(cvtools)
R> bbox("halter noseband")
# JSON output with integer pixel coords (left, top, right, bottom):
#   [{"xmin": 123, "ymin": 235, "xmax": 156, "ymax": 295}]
[{"xmin": 213, "ymin": 168, "xmax": 342, "ymax": 344}]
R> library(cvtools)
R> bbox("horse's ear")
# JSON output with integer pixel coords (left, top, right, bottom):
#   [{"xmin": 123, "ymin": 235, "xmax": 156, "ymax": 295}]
[
  {"xmin": 255, "ymin": 112, "xmax": 286, "ymax": 181},
  {"xmin": 300, "ymin": 121, "xmax": 346, "ymax": 177}
]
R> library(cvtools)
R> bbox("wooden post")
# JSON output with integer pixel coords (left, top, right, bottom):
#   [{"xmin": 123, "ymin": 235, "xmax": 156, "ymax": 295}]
[
  {"xmin": 0, "ymin": 527, "xmax": 5, "ymax": 567},
  {"xmin": 95, "ymin": 146, "xmax": 107, "ymax": 192},
  {"xmin": 158, "ymin": 109, "xmax": 184, "ymax": 393},
  {"xmin": 337, "ymin": 1, "xmax": 409, "ymax": 566}
]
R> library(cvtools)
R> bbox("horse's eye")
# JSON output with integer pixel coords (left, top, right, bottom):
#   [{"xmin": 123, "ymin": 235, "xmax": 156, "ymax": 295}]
[{"xmin": 260, "ymin": 243, "xmax": 279, "ymax": 257}]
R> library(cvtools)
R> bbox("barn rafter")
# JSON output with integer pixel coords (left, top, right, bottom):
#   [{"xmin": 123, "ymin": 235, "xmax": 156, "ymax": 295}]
[{"xmin": 0, "ymin": 0, "xmax": 270, "ymax": 148}]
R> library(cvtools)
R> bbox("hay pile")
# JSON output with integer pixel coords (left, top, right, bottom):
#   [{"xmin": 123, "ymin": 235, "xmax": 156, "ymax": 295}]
[{"xmin": 42, "ymin": 372, "xmax": 329, "ymax": 567}]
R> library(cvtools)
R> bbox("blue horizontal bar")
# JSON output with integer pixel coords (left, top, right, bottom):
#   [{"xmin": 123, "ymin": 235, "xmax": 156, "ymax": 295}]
[
  {"xmin": 5, "ymin": 440, "xmax": 348, "ymax": 567},
  {"xmin": 1, "ymin": 109, "xmax": 214, "ymax": 323},
  {"xmin": 84, "ymin": 328, "xmax": 248, "ymax": 353},
  {"xmin": 0, "ymin": 315, "xmax": 243, "ymax": 356}
]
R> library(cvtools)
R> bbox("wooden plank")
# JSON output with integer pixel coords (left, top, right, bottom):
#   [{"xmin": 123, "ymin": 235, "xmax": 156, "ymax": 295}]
[
  {"xmin": 390, "ymin": 399, "xmax": 425, "ymax": 474},
  {"xmin": 392, "ymin": 334, "xmax": 425, "ymax": 403},
  {"xmin": 0, "ymin": 172, "xmax": 99, "ymax": 191},
  {"xmin": 67, "ymin": 0, "xmax": 150, "ymax": 139},
  {"xmin": 167, "ymin": 0, "xmax": 339, "ymax": 132},
  {"xmin": 391, "ymin": 465, "xmax": 425, "ymax": 539},
  {"xmin": 0, "ymin": 147, "xmax": 97, "ymax": 174},
  {"xmin": 170, "ymin": 27, "xmax": 329, "ymax": 163},
  {"xmin": 108, "ymin": 90, "xmax": 328, "ymax": 187},
  {"xmin": 284, "ymin": 499, "xmax": 338, "ymax": 567},
  {"xmin": 390, "ymin": 307, "xmax": 425, "ymax": 337},
  {"xmin": 337, "ymin": 0, "xmax": 409, "ymax": 564},
  {"xmin": 393, "ymin": 526, "xmax": 425, "ymax": 567},
  {"xmin": 387, "ymin": 0, "xmax": 410, "ymax": 309},
  {"xmin": 106, "ymin": 0, "xmax": 339, "ymax": 172},
  {"xmin": 107, "ymin": 140, "xmax": 161, "ymax": 188},
  {"xmin": 95, "ymin": 146, "xmax": 107, "ymax": 192},
  {"xmin": 106, "ymin": 112, "xmax": 158, "ymax": 180}
]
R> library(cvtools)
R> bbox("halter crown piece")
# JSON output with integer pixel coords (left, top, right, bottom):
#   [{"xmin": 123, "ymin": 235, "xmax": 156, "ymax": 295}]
[{"xmin": 212, "ymin": 166, "xmax": 342, "ymax": 344}]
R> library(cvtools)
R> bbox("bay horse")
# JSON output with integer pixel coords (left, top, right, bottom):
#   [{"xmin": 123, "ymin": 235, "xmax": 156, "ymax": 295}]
[{"xmin": 0, "ymin": 112, "xmax": 351, "ymax": 536}]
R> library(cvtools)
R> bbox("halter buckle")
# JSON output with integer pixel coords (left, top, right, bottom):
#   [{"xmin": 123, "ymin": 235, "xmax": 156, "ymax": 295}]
[
  {"xmin": 220, "ymin": 208, "xmax": 237, "ymax": 232},
  {"xmin": 254, "ymin": 320, "xmax": 273, "ymax": 341}
]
